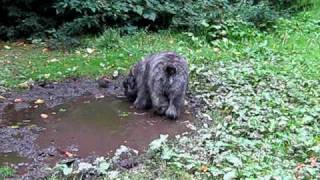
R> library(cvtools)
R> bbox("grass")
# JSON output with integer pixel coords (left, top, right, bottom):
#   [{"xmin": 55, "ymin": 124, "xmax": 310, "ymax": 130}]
[
  {"xmin": 0, "ymin": 166, "xmax": 15, "ymax": 179},
  {"xmin": 1, "ymin": 1, "xmax": 320, "ymax": 179}
]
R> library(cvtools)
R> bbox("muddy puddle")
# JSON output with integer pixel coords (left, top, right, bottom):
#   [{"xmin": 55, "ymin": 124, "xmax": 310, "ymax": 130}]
[
  {"xmin": 0, "ymin": 152, "xmax": 29, "ymax": 166},
  {"xmin": 0, "ymin": 96, "xmax": 193, "ymax": 173}
]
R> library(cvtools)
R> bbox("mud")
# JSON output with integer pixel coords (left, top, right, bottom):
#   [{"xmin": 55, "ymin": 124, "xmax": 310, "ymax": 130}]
[{"xmin": 0, "ymin": 77, "xmax": 196, "ymax": 179}]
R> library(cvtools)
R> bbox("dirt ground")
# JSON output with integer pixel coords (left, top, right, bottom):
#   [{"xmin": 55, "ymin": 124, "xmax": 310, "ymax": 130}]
[{"xmin": 0, "ymin": 76, "xmax": 200, "ymax": 179}]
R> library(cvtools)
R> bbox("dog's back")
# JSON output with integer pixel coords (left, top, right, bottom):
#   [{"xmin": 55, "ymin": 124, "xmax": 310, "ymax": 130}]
[{"xmin": 146, "ymin": 52, "xmax": 188, "ymax": 119}]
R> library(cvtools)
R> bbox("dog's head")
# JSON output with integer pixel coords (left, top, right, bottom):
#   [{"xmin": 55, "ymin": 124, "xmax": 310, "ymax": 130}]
[{"xmin": 123, "ymin": 71, "xmax": 137, "ymax": 101}]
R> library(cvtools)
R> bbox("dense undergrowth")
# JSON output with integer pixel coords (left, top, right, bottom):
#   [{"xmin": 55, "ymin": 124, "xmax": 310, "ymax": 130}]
[
  {"xmin": 0, "ymin": 0, "xmax": 313, "ymax": 46},
  {"xmin": 0, "ymin": 1, "xmax": 320, "ymax": 179}
]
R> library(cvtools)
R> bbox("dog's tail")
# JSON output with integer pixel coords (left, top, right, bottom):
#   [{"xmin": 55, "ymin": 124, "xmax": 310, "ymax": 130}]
[{"xmin": 164, "ymin": 64, "xmax": 176, "ymax": 76}]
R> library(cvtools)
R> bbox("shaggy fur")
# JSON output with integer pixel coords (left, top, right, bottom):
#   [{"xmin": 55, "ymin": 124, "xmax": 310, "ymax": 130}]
[{"xmin": 123, "ymin": 51, "xmax": 188, "ymax": 119}]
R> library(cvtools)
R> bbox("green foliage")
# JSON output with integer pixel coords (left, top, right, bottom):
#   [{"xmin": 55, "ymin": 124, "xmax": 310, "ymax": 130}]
[
  {"xmin": 1, "ymin": 2, "xmax": 320, "ymax": 179},
  {"xmin": 0, "ymin": 166, "xmax": 16, "ymax": 178},
  {"xmin": 235, "ymin": 2, "xmax": 279, "ymax": 29},
  {"xmin": 1, "ymin": 0, "xmax": 312, "ymax": 43}
]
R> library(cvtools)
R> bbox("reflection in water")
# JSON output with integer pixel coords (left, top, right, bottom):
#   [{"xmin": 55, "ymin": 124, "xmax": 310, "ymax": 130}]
[{"xmin": 35, "ymin": 97, "xmax": 193, "ymax": 157}]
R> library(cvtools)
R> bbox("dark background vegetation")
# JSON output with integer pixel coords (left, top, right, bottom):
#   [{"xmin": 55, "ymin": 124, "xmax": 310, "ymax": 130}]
[{"xmin": 0, "ymin": 0, "xmax": 311, "ymax": 44}]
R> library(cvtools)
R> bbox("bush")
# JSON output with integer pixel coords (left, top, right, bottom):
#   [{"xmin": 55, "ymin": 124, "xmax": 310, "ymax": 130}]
[{"xmin": 0, "ymin": 0, "xmax": 312, "ymax": 42}]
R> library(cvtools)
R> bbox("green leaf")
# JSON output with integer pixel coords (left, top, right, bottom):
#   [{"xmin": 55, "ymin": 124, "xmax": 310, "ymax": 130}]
[
  {"xmin": 223, "ymin": 170, "xmax": 237, "ymax": 180},
  {"xmin": 143, "ymin": 9, "xmax": 157, "ymax": 21},
  {"xmin": 149, "ymin": 134, "xmax": 168, "ymax": 151},
  {"xmin": 134, "ymin": 5, "xmax": 144, "ymax": 15},
  {"xmin": 161, "ymin": 146, "xmax": 174, "ymax": 160}
]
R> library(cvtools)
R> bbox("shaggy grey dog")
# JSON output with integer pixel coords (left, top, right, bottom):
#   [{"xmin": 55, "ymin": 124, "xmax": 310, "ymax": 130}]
[{"xmin": 123, "ymin": 51, "xmax": 188, "ymax": 119}]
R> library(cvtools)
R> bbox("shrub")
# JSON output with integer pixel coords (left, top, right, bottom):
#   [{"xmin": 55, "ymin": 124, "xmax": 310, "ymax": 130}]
[{"xmin": 0, "ymin": 0, "xmax": 312, "ymax": 43}]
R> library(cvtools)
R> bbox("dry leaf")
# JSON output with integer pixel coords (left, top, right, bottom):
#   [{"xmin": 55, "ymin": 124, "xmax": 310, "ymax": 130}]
[
  {"xmin": 42, "ymin": 48, "xmax": 49, "ymax": 52},
  {"xmin": 4, "ymin": 45, "xmax": 11, "ymax": 50},
  {"xmin": 310, "ymin": 157, "xmax": 317, "ymax": 167},
  {"xmin": 95, "ymin": 94, "xmax": 105, "ymax": 99},
  {"xmin": 40, "ymin": 114, "xmax": 48, "ymax": 119},
  {"xmin": 86, "ymin": 48, "xmax": 95, "ymax": 54},
  {"xmin": 186, "ymin": 123, "xmax": 197, "ymax": 131},
  {"xmin": 35, "ymin": 99, "xmax": 45, "ymax": 104},
  {"xmin": 64, "ymin": 151, "xmax": 74, "ymax": 158},
  {"xmin": 14, "ymin": 98, "xmax": 23, "ymax": 103},
  {"xmin": 48, "ymin": 58, "xmax": 59, "ymax": 63},
  {"xmin": 0, "ymin": 95, "xmax": 6, "ymax": 100},
  {"xmin": 200, "ymin": 165, "xmax": 208, "ymax": 172}
]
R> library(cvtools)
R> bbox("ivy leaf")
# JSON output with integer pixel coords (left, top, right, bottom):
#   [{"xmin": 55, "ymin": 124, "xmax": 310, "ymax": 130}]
[
  {"xmin": 134, "ymin": 5, "xmax": 144, "ymax": 15},
  {"xmin": 55, "ymin": 164, "xmax": 73, "ymax": 176},
  {"xmin": 223, "ymin": 170, "xmax": 237, "ymax": 180},
  {"xmin": 161, "ymin": 146, "xmax": 174, "ymax": 160},
  {"xmin": 149, "ymin": 134, "xmax": 168, "ymax": 151},
  {"xmin": 143, "ymin": 9, "xmax": 157, "ymax": 21}
]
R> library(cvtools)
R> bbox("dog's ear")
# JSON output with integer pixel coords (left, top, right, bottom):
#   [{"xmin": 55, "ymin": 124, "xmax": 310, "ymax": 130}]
[{"xmin": 164, "ymin": 64, "xmax": 176, "ymax": 76}]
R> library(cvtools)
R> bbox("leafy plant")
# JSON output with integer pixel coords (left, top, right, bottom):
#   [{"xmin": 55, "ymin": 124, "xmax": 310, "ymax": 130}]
[{"xmin": 0, "ymin": 166, "xmax": 16, "ymax": 178}]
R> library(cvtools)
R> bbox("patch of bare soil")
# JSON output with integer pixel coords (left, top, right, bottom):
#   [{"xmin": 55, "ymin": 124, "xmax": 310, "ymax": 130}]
[{"xmin": 0, "ymin": 77, "xmax": 198, "ymax": 179}]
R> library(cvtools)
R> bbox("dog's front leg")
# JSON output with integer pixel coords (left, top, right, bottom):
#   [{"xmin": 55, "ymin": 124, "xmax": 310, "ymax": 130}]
[
  {"xmin": 165, "ymin": 94, "xmax": 184, "ymax": 120},
  {"xmin": 150, "ymin": 91, "xmax": 169, "ymax": 115},
  {"xmin": 133, "ymin": 88, "xmax": 151, "ymax": 109}
]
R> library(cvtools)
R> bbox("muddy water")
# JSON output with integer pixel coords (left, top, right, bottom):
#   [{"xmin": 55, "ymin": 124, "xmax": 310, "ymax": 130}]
[
  {"xmin": 0, "ymin": 152, "xmax": 29, "ymax": 166},
  {"xmin": 1, "ymin": 96, "xmax": 193, "ymax": 165}
]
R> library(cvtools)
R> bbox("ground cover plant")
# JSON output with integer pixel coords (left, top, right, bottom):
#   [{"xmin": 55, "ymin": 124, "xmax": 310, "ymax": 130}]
[{"xmin": 0, "ymin": 0, "xmax": 319, "ymax": 179}]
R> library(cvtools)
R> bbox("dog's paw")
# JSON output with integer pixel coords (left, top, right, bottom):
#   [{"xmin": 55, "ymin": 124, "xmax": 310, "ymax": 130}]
[
  {"xmin": 154, "ymin": 106, "xmax": 167, "ymax": 115},
  {"xmin": 165, "ymin": 105, "xmax": 178, "ymax": 120},
  {"xmin": 133, "ymin": 99, "xmax": 147, "ymax": 109}
]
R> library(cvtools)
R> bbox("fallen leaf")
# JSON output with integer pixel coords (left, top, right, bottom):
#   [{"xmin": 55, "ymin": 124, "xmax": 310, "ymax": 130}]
[
  {"xmin": 4, "ymin": 45, "xmax": 11, "ymax": 50},
  {"xmin": 95, "ymin": 94, "xmax": 105, "ymax": 99},
  {"xmin": 40, "ymin": 114, "xmax": 48, "ymax": 119},
  {"xmin": 0, "ymin": 95, "xmax": 6, "ymax": 100},
  {"xmin": 186, "ymin": 123, "xmax": 197, "ymax": 131},
  {"xmin": 48, "ymin": 58, "xmax": 59, "ymax": 63},
  {"xmin": 310, "ymin": 157, "xmax": 317, "ymax": 167},
  {"xmin": 113, "ymin": 70, "xmax": 119, "ymax": 78},
  {"xmin": 42, "ymin": 48, "xmax": 49, "ymax": 52},
  {"xmin": 86, "ymin": 48, "xmax": 95, "ymax": 54},
  {"xmin": 14, "ymin": 98, "xmax": 23, "ymax": 103},
  {"xmin": 35, "ymin": 99, "xmax": 45, "ymax": 104},
  {"xmin": 133, "ymin": 112, "xmax": 146, "ymax": 115},
  {"xmin": 200, "ymin": 165, "xmax": 208, "ymax": 172},
  {"xmin": 64, "ymin": 151, "xmax": 74, "ymax": 158},
  {"xmin": 213, "ymin": 47, "xmax": 220, "ymax": 53},
  {"xmin": 18, "ymin": 79, "xmax": 34, "ymax": 89},
  {"xmin": 17, "ymin": 42, "xmax": 25, "ymax": 46}
]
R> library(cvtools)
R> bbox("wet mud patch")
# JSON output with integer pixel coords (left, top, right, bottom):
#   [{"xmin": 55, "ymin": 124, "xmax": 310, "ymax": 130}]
[{"xmin": 0, "ymin": 78, "xmax": 196, "ymax": 178}]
